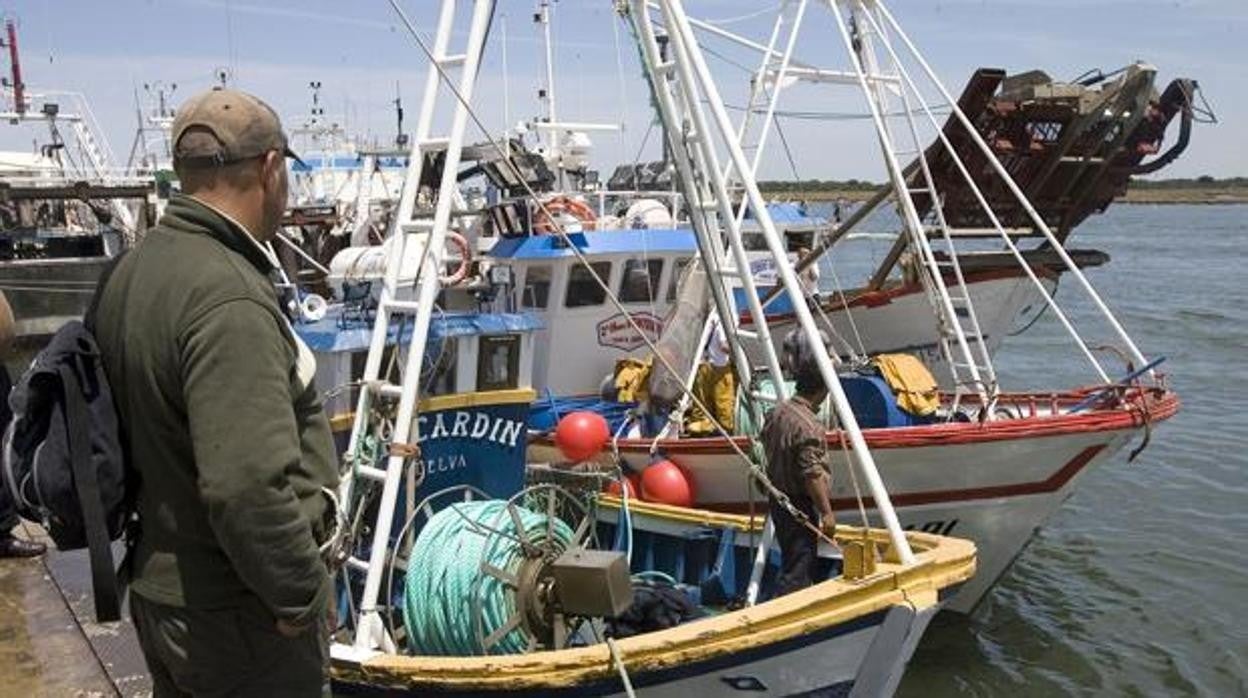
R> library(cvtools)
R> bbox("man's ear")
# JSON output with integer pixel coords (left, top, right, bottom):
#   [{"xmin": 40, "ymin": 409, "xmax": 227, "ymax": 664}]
[{"xmin": 263, "ymin": 150, "xmax": 283, "ymax": 181}]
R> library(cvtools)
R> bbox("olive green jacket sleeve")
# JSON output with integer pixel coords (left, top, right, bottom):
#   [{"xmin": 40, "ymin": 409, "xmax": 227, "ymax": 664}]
[{"xmin": 180, "ymin": 298, "xmax": 331, "ymax": 626}]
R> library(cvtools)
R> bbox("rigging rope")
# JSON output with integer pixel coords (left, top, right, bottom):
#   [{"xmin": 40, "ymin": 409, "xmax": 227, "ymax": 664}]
[{"xmin": 403, "ymin": 500, "xmax": 573, "ymax": 656}]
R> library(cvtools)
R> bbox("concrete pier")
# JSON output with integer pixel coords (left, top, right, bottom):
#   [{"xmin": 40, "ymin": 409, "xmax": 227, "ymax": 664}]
[{"xmin": 0, "ymin": 522, "xmax": 149, "ymax": 697}]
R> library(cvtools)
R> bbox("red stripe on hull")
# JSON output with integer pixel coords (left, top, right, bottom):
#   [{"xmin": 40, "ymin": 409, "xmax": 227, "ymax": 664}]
[
  {"xmin": 711, "ymin": 443, "xmax": 1108, "ymax": 514},
  {"xmin": 746, "ymin": 265, "xmax": 1060, "ymax": 325},
  {"xmin": 586, "ymin": 389, "xmax": 1179, "ymax": 456}
]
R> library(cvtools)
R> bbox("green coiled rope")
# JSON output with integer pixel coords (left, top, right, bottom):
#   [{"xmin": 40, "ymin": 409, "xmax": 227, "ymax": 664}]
[{"xmin": 404, "ymin": 499, "xmax": 574, "ymax": 656}]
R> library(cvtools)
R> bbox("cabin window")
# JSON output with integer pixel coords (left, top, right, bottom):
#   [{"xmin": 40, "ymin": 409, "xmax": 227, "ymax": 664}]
[
  {"xmin": 785, "ymin": 231, "xmax": 815, "ymax": 252},
  {"xmin": 666, "ymin": 257, "xmax": 693, "ymax": 301},
  {"xmin": 425, "ymin": 337, "xmax": 458, "ymax": 396},
  {"xmin": 618, "ymin": 258, "xmax": 664, "ymax": 304},
  {"xmin": 565, "ymin": 262, "xmax": 612, "ymax": 308},
  {"xmin": 521, "ymin": 265, "xmax": 553, "ymax": 309},
  {"xmin": 477, "ymin": 334, "xmax": 521, "ymax": 391},
  {"xmin": 742, "ymin": 233, "xmax": 768, "ymax": 251}
]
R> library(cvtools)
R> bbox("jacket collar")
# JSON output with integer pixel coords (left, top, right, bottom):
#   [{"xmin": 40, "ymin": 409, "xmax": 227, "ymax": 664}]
[{"xmin": 161, "ymin": 193, "xmax": 279, "ymax": 273}]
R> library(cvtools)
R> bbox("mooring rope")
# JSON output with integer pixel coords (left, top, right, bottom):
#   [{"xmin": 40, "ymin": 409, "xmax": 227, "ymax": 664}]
[{"xmin": 404, "ymin": 500, "xmax": 573, "ymax": 656}]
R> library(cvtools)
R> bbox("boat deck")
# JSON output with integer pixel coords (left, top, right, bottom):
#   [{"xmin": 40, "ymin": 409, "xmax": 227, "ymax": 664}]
[{"xmin": 0, "ymin": 522, "xmax": 149, "ymax": 696}]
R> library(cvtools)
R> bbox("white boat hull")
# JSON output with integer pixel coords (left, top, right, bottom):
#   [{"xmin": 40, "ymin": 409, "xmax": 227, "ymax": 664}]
[{"xmin": 747, "ymin": 271, "xmax": 1054, "ymax": 388}]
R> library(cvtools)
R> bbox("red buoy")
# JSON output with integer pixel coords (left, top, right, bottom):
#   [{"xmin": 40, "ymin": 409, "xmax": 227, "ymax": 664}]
[
  {"xmin": 640, "ymin": 459, "xmax": 694, "ymax": 507},
  {"xmin": 604, "ymin": 473, "xmax": 640, "ymax": 499},
  {"xmin": 554, "ymin": 411, "xmax": 610, "ymax": 463}
]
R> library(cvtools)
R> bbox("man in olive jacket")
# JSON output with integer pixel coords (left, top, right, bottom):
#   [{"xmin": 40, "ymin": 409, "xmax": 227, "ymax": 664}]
[{"xmin": 94, "ymin": 88, "xmax": 339, "ymax": 697}]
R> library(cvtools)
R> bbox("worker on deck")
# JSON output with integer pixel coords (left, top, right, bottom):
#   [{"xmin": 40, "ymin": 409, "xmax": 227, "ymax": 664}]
[
  {"xmin": 761, "ymin": 328, "xmax": 837, "ymax": 595},
  {"xmin": 796, "ymin": 247, "xmax": 821, "ymax": 305},
  {"xmin": 685, "ymin": 318, "xmax": 736, "ymax": 436},
  {"xmin": 0, "ymin": 290, "xmax": 47, "ymax": 559},
  {"xmin": 94, "ymin": 89, "xmax": 338, "ymax": 697}
]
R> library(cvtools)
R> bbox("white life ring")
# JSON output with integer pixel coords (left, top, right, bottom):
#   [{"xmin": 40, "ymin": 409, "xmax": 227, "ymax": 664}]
[{"xmin": 300, "ymin": 292, "xmax": 329, "ymax": 322}]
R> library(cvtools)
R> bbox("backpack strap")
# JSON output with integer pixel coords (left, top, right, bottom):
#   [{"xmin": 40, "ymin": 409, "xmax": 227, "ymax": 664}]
[
  {"xmin": 57, "ymin": 360, "xmax": 122, "ymax": 623},
  {"xmin": 83, "ymin": 251, "xmax": 128, "ymax": 334}
]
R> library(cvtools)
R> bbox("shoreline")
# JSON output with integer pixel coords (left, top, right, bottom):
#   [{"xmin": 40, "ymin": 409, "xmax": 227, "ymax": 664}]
[{"xmin": 763, "ymin": 188, "xmax": 1248, "ymax": 205}]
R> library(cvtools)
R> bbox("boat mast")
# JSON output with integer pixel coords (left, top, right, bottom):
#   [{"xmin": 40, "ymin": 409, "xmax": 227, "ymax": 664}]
[
  {"xmin": 678, "ymin": 1, "xmax": 1148, "ymax": 388},
  {"xmin": 624, "ymin": 0, "xmax": 917, "ymax": 564},
  {"xmin": 3, "ymin": 20, "xmax": 25, "ymax": 116},
  {"xmin": 536, "ymin": 2, "xmax": 558, "ymax": 160}
]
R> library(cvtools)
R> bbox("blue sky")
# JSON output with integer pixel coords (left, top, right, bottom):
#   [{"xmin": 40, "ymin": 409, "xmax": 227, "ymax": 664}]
[{"xmin": 1, "ymin": 0, "xmax": 1242, "ymax": 179}]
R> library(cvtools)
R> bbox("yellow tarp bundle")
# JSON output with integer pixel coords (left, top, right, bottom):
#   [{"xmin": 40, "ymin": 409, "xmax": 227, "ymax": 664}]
[
  {"xmin": 872, "ymin": 353, "xmax": 939, "ymax": 416},
  {"xmin": 613, "ymin": 357, "xmax": 653, "ymax": 404},
  {"xmin": 685, "ymin": 363, "xmax": 736, "ymax": 436},
  {"xmin": 611, "ymin": 357, "xmax": 736, "ymax": 435}
]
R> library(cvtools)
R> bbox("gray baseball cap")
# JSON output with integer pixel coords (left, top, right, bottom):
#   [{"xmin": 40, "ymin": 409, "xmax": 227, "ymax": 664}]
[{"xmin": 172, "ymin": 88, "xmax": 304, "ymax": 167}]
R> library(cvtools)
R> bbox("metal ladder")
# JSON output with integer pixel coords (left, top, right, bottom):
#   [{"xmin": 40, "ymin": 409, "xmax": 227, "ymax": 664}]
[
  {"xmin": 339, "ymin": 0, "xmax": 495, "ymax": 652},
  {"xmin": 836, "ymin": 2, "xmax": 997, "ymax": 409},
  {"xmin": 625, "ymin": 0, "xmax": 915, "ymax": 567}
]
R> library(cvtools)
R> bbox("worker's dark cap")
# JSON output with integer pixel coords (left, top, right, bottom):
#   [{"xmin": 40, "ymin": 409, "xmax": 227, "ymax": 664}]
[
  {"xmin": 172, "ymin": 88, "xmax": 304, "ymax": 168},
  {"xmin": 782, "ymin": 327, "xmax": 833, "ymax": 393}
]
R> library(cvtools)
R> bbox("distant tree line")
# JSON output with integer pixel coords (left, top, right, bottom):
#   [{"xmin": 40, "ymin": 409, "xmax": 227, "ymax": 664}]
[
  {"xmin": 758, "ymin": 179, "xmax": 884, "ymax": 193},
  {"xmin": 757, "ymin": 176, "xmax": 1246, "ymax": 192},
  {"xmin": 1127, "ymin": 176, "xmax": 1248, "ymax": 189}
]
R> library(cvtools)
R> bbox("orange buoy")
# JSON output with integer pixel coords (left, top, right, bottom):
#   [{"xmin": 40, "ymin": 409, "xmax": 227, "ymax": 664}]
[
  {"xmin": 604, "ymin": 473, "xmax": 640, "ymax": 499},
  {"xmin": 554, "ymin": 411, "xmax": 610, "ymax": 463},
  {"xmin": 640, "ymin": 459, "xmax": 694, "ymax": 507}
]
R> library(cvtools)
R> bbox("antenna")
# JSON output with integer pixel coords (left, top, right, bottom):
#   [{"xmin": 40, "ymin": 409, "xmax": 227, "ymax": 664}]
[
  {"xmin": 213, "ymin": 66, "xmax": 232, "ymax": 88},
  {"xmin": 534, "ymin": 1, "xmax": 557, "ymax": 152},
  {"xmin": 501, "ymin": 12, "xmax": 510, "ymax": 145},
  {"xmin": 144, "ymin": 80, "xmax": 177, "ymax": 119},
  {"xmin": 309, "ymin": 80, "xmax": 324, "ymax": 125},
  {"xmin": 393, "ymin": 80, "xmax": 407, "ymax": 147}
]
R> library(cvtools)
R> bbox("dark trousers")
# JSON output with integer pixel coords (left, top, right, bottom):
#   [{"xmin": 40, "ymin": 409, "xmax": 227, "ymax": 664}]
[
  {"xmin": 771, "ymin": 497, "xmax": 818, "ymax": 597},
  {"xmin": 0, "ymin": 364, "xmax": 17, "ymax": 532},
  {"xmin": 0, "ymin": 473, "xmax": 15, "ymax": 532},
  {"xmin": 130, "ymin": 592, "xmax": 330, "ymax": 698}
]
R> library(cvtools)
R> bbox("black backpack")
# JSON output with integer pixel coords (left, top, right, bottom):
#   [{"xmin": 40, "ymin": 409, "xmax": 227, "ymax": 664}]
[{"xmin": 1, "ymin": 264, "xmax": 131, "ymax": 623}]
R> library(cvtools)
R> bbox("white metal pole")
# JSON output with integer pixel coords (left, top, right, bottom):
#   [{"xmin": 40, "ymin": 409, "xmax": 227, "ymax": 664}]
[
  {"xmin": 663, "ymin": 0, "xmax": 915, "ymax": 564},
  {"xmin": 539, "ymin": 1, "xmax": 558, "ymax": 155},
  {"xmin": 726, "ymin": 3, "xmax": 785, "ymax": 179},
  {"xmin": 827, "ymin": 0, "xmax": 988, "ymax": 404},
  {"xmin": 744, "ymin": 0, "xmax": 808, "ymax": 179},
  {"xmin": 655, "ymin": 1, "xmax": 790, "ymax": 403},
  {"xmin": 501, "ymin": 12, "xmax": 511, "ymax": 153}
]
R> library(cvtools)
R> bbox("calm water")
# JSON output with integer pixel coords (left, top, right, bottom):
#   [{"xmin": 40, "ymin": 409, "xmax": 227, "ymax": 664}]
[{"xmin": 857, "ymin": 204, "xmax": 1248, "ymax": 696}]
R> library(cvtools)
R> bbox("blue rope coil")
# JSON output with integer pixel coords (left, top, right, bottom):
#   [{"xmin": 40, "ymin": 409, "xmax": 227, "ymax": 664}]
[{"xmin": 404, "ymin": 499, "xmax": 573, "ymax": 656}]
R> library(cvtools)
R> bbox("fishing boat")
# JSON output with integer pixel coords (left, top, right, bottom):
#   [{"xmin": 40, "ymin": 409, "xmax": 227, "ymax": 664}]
[
  {"xmin": 323, "ymin": 2, "xmax": 974, "ymax": 695},
  {"xmin": 0, "ymin": 20, "xmax": 156, "ymax": 358},
  {"xmin": 519, "ymin": 0, "xmax": 1183, "ymax": 617},
  {"xmin": 481, "ymin": 51, "xmax": 1203, "ymax": 393}
]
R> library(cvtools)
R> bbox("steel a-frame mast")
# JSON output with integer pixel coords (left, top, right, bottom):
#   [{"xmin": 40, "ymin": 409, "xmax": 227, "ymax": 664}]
[
  {"xmin": 674, "ymin": 0, "xmax": 1150, "ymax": 392},
  {"xmin": 624, "ymin": 0, "xmax": 916, "ymax": 565}
]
